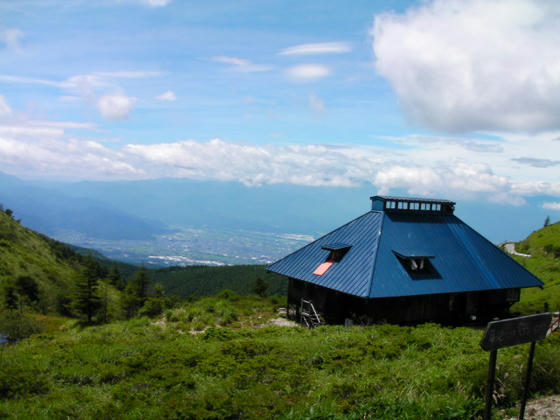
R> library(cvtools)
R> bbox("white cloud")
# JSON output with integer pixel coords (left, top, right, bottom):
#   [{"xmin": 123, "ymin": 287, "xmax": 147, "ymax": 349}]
[
  {"xmin": 0, "ymin": 29, "xmax": 23, "ymax": 52},
  {"xmin": 156, "ymin": 90, "xmax": 176, "ymax": 101},
  {"xmin": 1, "ymin": 96, "xmax": 559, "ymax": 204},
  {"xmin": 212, "ymin": 56, "xmax": 272, "ymax": 72},
  {"xmin": 286, "ymin": 64, "xmax": 330, "ymax": 82},
  {"xmin": 372, "ymin": 0, "xmax": 560, "ymax": 133},
  {"xmin": 97, "ymin": 94, "xmax": 137, "ymax": 121},
  {"xmin": 543, "ymin": 202, "xmax": 560, "ymax": 211},
  {"xmin": 143, "ymin": 0, "xmax": 171, "ymax": 6},
  {"xmin": 279, "ymin": 42, "xmax": 351, "ymax": 55},
  {"xmin": 0, "ymin": 71, "xmax": 160, "ymax": 93},
  {"xmin": 0, "ymin": 116, "xmax": 136, "ymax": 179},
  {"xmin": 374, "ymin": 162, "xmax": 518, "ymax": 203},
  {"xmin": 309, "ymin": 93, "xmax": 326, "ymax": 115},
  {"xmin": 0, "ymin": 95, "xmax": 12, "ymax": 118}
]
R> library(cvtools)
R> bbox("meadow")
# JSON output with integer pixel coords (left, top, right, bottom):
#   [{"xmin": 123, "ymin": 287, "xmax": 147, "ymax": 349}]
[{"xmin": 1, "ymin": 294, "xmax": 559, "ymax": 419}]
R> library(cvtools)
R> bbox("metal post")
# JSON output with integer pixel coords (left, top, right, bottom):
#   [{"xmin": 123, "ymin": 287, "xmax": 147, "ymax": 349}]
[
  {"xmin": 484, "ymin": 349, "xmax": 498, "ymax": 420},
  {"xmin": 519, "ymin": 341, "xmax": 536, "ymax": 420}
]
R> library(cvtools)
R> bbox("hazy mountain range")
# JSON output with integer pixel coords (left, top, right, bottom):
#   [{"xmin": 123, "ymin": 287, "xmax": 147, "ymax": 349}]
[{"xmin": 0, "ymin": 171, "xmax": 553, "ymax": 265}]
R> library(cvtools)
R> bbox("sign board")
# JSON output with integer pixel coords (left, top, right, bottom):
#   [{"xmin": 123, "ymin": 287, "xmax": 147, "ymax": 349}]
[{"xmin": 480, "ymin": 313, "xmax": 553, "ymax": 351}]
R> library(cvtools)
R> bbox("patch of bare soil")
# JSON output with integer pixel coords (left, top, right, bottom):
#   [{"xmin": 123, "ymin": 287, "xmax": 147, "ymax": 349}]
[
  {"xmin": 268, "ymin": 317, "xmax": 298, "ymax": 327},
  {"xmin": 506, "ymin": 395, "xmax": 560, "ymax": 419}
]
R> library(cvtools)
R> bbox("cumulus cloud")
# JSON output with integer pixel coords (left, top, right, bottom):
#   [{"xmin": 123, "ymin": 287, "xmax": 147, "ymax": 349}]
[
  {"xmin": 0, "ymin": 29, "xmax": 23, "ymax": 52},
  {"xmin": 279, "ymin": 42, "xmax": 351, "ymax": 55},
  {"xmin": 124, "ymin": 139, "xmax": 382, "ymax": 187},
  {"xmin": 543, "ymin": 202, "xmax": 560, "ymax": 211},
  {"xmin": 0, "ymin": 119, "xmax": 137, "ymax": 179},
  {"xmin": 374, "ymin": 162, "xmax": 517, "ymax": 203},
  {"xmin": 212, "ymin": 56, "xmax": 272, "ymax": 72},
  {"xmin": 286, "ymin": 64, "xmax": 330, "ymax": 82},
  {"xmin": 512, "ymin": 181, "xmax": 560, "ymax": 197},
  {"xmin": 372, "ymin": 0, "xmax": 560, "ymax": 133},
  {"xmin": 97, "ymin": 94, "xmax": 137, "ymax": 121},
  {"xmin": 1, "ymin": 96, "xmax": 559, "ymax": 204},
  {"xmin": 156, "ymin": 90, "xmax": 176, "ymax": 101},
  {"xmin": 122, "ymin": 138, "xmax": 522, "ymax": 204}
]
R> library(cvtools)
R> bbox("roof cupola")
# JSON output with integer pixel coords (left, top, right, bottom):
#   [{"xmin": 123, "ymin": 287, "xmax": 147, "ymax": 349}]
[{"xmin": 370, "ymin": 195, "xmax": 455, "ymax": 215}]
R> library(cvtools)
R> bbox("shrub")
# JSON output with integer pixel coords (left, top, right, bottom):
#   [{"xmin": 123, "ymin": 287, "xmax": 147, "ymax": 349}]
[{"xmin": 0, "ymin": 312, "xmax": 43, "ymax": 342}]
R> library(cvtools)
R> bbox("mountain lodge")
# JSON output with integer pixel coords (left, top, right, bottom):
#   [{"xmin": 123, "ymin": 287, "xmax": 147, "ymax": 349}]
[{"xmin": 267, "ymin": 196, "xmax": 543, "ymax": 326}]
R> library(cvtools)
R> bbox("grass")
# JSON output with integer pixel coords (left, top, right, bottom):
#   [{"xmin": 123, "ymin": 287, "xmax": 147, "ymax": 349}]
[
  {"xmin": 1, "ymin": 295, "xmax": 559, "ymax": 419},
  {"xmin": 508, "ymin": 221, "xmax": 560, "ymax": 314}
]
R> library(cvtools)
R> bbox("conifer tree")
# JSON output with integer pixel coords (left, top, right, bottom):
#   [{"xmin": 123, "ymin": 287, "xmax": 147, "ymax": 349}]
[
  {"xmin": 107, "ymin": 262, "xmax": 124, "ymax": 289},
  {"xmin": 253, "ymin": 277, "xmax": 269, "ymax": 297},
  {"xmin": 73, "ymin": 256, "xmax": 102, "ymax": 323},
  {"xmin": 132, "ymin": 264, "xmax": 150, "ymax": 304},
  {"xmin": 2, "ymin": 282, "xmax": 19, "ymax": 311},
  {"xmin": 123, "ymin": 264, "xmax": 151, "ymax": 318}
]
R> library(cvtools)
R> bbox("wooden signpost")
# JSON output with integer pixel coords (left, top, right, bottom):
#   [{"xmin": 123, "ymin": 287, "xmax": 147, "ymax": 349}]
[{"xmin": 480, "ymin": 313, "xmax": 555, "ymax": 420}]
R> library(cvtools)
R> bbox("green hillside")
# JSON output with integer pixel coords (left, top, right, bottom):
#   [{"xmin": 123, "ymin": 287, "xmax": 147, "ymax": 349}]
[
  {"xmin": 0, "ymin": 209, "xmax": 85, "ymax": 314},
  {"xmin": 509, "ymin": 221, "xmax": 560, "ymax": 314},
  {"xmin": 152, "ymin": 265, "xmax": 287, "ymax": 297}
]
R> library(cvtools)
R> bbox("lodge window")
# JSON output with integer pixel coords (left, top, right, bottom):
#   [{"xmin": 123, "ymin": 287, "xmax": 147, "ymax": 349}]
[{"xmin": 393, "ymin": 251, "xmax": 441, "ymax": 280}]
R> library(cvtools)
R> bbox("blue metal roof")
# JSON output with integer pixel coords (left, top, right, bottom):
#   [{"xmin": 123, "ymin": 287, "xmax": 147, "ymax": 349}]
[
  {"xmin": 268, "ymin": 209, "xmax": 543, "ymax": 299},
  {"xmin": 322, "ymin": 242, "xmax": 352, "ymax": 251}
]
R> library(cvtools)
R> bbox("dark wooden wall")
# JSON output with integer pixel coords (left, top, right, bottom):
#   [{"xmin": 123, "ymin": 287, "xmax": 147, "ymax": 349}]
[{"xmin": 288, "ymin": 278, "xmax": 519, "ymax": 325}]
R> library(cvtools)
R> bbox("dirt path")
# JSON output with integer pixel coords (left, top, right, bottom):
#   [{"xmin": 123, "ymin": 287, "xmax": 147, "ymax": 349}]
[{"xmin": 503, "ymin": 242, "xmax": 532, "ymax": 257}]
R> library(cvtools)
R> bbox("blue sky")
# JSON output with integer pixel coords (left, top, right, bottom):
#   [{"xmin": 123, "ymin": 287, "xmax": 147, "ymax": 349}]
[{"xmin": 1, "ymin": 0, "xmax": 560, "ymax": 222}]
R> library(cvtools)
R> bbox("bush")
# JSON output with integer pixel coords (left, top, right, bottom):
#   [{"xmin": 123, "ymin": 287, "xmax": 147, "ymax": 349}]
[
  {"xmin": 138, "ymin": 298, "xmax": 165, "ymax": 318},
  {"xmin": 0, "ymin": 312, "xmax": 43, "ymax": 342}
]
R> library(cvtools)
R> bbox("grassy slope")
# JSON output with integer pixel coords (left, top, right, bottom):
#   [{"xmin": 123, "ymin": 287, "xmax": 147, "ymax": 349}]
[
  {"xmin": 509, "ymin": 221, "xmax": 560, "ymax": 314},
  {"xmin": 1, "ymin": 295, "xmax": 559, "ymax": 419},
  {"xmin": 0, "ymin": 211, "xmax": 80, "ymax": 312}
]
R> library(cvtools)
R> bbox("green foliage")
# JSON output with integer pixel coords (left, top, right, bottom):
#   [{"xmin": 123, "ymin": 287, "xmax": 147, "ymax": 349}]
[
  {"xmin": 1, "ymin": 283, "xmax": 18, "ymax": 311},
  {"xmin": 73, "ymin": 274, "xmax": 101, "ymax": 324},
  {"xmin": 0, "ymin": 304, "xmax": 559, "ymax": 419},
  {"xmin": 0, "ymin": 210, "xmax": 109, "ymax": 315},
  {"xmin": 153, "ymin": 264, "xmax": 287, "ymax": 298},
  {"xmin": 123, "ymin": 265, "xmax": 152, "ymax": 318},
  {"xmin": 0, "ymin": 312, "xmax": 43, "ymax": 342},
  {"xmin": 509, "ymin": 221, "xmax": 560, "ymax": 314},
  {"xmin": 253, "ymin": 277, "xmax": 269, "ymax": 297}
]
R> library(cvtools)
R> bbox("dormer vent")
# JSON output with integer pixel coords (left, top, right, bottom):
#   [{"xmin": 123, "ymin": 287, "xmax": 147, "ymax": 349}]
[
  {"xmin": 371, "ymin": 195, "xmax": 455, "ymax": 215},
  {"xmin": 393, "ymin": 251, "xmax": 440, "ymax": 280},
  {"xmin": 321, "ymin": 243, "xmax": 351, "ymax": 262}
]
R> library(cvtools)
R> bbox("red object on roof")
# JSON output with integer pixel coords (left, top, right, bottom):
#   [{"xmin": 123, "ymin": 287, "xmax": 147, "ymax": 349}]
[{"xmin": 313, "ymin": 261, "xmax": 333, "ymax": 276}]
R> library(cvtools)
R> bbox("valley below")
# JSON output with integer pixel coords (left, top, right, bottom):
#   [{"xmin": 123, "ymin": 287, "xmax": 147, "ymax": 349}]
[{"xmin": 53, "ymin": 225, "xmax": 314, "ymax": 267}]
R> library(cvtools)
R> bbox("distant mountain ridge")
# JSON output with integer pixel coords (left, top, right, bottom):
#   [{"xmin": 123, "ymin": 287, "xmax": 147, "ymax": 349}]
[
  {"xmin": 0, "ymin": 174, "xmax": 170, "ymax": 240},
  {"xmin": 0, "ymin": 171, "xmax": 554, "ymax": 247}
]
